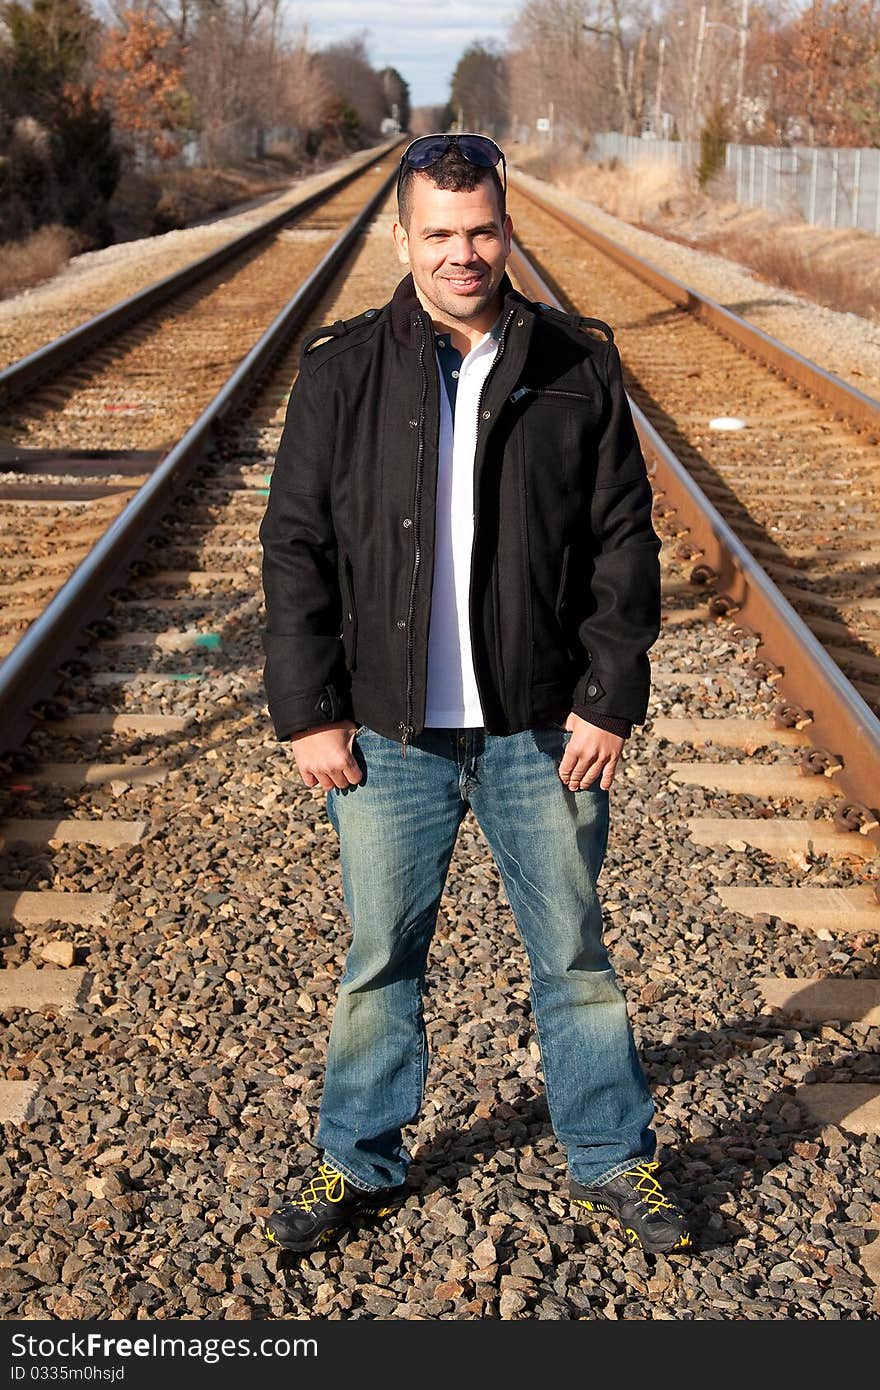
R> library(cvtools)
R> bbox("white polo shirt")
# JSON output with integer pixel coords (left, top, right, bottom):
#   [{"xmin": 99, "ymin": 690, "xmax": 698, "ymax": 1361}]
[{"xmin": 423, "ymin": 319, "xmax": 501, "ymax": 727}]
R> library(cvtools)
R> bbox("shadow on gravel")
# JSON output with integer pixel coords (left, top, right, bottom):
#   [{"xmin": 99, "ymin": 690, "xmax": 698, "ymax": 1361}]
[
  {"xmin": 639, "ymin": 1008, "xmax": 878, "ymax": 1254},
  {"xmin": 384, "ymin": 991, "xmax": 879, "ymax": 1263}
]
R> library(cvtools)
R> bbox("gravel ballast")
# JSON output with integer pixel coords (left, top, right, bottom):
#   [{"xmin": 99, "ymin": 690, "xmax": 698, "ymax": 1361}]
[
  {"xmin": 510, "ymin": 166, "xmax": 880, "ymax": 401},
  {"xmin": 0, "ymin": 193, "xmax": 878, "ymax": 1323}
]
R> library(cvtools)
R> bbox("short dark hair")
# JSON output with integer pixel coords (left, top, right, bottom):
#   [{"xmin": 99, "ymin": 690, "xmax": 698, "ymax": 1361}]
[{"xmin": 398, "ymin": 147, "xmax": 506, "ymax": 228}]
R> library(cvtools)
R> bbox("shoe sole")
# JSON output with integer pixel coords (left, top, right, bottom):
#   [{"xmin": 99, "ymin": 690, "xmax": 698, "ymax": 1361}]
[
  {"xmin": 263, "ymin": 1194, "xmax": 405, "ymax": 1254},
  {"xmin": 573, "ymin": 1198, "xmax": 694, "ymax": 1254}
]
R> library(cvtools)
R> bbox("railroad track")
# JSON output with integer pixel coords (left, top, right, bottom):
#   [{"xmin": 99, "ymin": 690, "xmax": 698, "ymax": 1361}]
[
  {"xmin": 0, "ymin": 139, "xmax": 402, "ymax": 676},
  {"xmin": 507, "ymin": 175, "xmax": 880, "ymax": 749},
  {"xmin": 0, "ymin": 143, "xmax": 404, "ymax": 749},
  {"xmin": 0, "ymin": 171, "xmax": 878, "ymax": 1318}
]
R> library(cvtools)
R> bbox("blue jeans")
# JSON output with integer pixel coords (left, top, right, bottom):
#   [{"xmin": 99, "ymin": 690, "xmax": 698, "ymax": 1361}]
[{"xmin": 317, "ymin": 724, "xmax": 656, "ymax": 1191}]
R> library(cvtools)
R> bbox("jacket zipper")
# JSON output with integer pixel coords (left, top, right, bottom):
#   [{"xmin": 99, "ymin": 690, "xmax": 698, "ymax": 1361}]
[
  {"xmin": 401, "ymin": 305, "xmax": 516, "ymax": 758},
  {"xmin": 509, "ymin": 385, "xmax": 594, "ymax": 404},
  {"xmin": 467, "ymin": 306, "xmax": 517, "ymax": 722},
  {"xmin": 476, "ymin": 307, "xmax": 516, "ymax": 422},
  {"xmin": 401, "ymin": 315, "xmax": 429, "ymax": 759}
]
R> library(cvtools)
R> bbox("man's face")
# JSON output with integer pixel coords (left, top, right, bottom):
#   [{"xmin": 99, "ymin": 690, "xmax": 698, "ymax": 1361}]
[{"xmin": 392, "ymin": 175, "xmax": 513, "ymax": 325}]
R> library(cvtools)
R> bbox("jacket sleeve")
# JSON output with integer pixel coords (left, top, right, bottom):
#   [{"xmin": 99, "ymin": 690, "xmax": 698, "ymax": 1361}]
[
  {"xmin": 259, "ymin": 355, "xmax": 353, "ymax": 740},
  {"xmin": 570, "ymin": 340, "xmax": 661, "ymax": 735}
]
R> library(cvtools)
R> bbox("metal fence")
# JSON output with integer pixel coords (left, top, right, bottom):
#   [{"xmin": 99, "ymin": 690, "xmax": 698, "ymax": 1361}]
[
  {"xmin": 590, "ymin": 131, "xmax": 880, "ymax": 235},
  {"xmin": 591, "ymin": 131, "xmax": 700, "ymax": 171}
]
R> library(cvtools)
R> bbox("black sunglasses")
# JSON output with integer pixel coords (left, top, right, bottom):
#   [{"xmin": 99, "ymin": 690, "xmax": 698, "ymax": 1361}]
[{"xmin": 396, "ymin": 133, "xmax": 507, "ymax": 201}]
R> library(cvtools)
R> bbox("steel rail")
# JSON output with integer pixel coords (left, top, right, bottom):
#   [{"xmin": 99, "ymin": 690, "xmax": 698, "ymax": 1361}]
[
  {"xmin": 509, "ymin": 172, "xmax": 880, "ymax": 437},
  {"xmin": 0, "ymin": 139, "xmax": 402, "ymax": 413},
  {"xmin": 0, "ymin": 158, "xmax": 399, "ymax": 757},
  {"xmin": 509, "ymin": 240, "xmax": 880, "ymax": 847}
]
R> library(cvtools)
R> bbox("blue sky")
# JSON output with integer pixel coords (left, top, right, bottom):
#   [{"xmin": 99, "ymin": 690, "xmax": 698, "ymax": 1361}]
[{"xmin": 287, "ymin": 0, "xmax": 516, "ymax": 108}]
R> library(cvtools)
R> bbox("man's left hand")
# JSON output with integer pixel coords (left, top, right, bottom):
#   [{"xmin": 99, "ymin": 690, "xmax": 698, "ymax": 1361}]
[{"xmin": 558, "ymin": 714, "xmax": 624, "ymax": 791}]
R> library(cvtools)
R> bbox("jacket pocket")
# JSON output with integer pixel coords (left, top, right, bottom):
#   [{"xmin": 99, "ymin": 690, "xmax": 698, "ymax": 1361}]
[
  {"xmin": 510, "ymin": 385, "xmax": 599, "ymax": 408},
  {"xmin": 340, "ymin": 552, "xmax": 358, "ymax": 671}
]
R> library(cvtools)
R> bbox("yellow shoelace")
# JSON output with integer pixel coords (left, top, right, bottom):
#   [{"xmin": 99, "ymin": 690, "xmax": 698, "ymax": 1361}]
[
  {"xmin": 622, "ymin": 1161, "xmax": 676, "ymax": 1213},
  {"xmin": 290, "ymin": 1162, "xmax": 346, "ymax": 1212}
]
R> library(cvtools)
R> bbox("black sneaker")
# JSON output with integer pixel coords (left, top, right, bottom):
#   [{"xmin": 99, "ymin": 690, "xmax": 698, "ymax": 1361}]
[
  {"xmin": 263, "ymin": 1161, "xmax": 406, "ymax": 1253},
  {"xmin": 570, "ymin": 1160, "xmax": 693, "ymax": 1254}
]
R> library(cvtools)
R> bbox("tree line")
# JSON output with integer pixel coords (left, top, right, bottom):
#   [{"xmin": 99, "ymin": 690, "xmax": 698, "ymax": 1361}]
[
  {"xmin": 446, "ymin": 1, "xmax": 880, "ymax": 151},
  {"xmin": 0, "ymin": 0, "xmax": 410, "ymax": 245},
  {"xmin": 6, "ymin": 2, "xmax": 876, "ymax": 252}
]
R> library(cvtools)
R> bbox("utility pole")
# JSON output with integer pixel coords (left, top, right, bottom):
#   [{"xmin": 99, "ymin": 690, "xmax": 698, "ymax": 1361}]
[
  {"xmin": 690, "ymin": 4, "xmax": 707, "ymax": 143},
  {"xmin": 735, "ymin": 0, "xmax": 749, "ymax": 139},
  {"xmin": 654, "ymin": 33, "xmax": 665, "ymax": 138}
]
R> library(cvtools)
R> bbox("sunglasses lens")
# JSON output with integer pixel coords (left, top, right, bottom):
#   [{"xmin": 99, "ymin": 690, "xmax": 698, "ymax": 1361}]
[
  {"xmin": 404, "ymin": 137, "xmax": 453, "ymax": 170},
  {"xmin": 455, "ymin": 136, "xmax": 501, "ymax": 168}
]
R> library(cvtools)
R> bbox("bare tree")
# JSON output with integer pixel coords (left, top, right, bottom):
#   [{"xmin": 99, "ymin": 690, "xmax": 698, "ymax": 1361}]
[
  {"xmin": 488, "ymin": 0, "xmax": 880, "ymax": 152},
  {"xmin": 449, "ymin": 40, "xmax": 507, "ymax": 137},
  {"xmin": 168, "ymin": 0, "xmax": 287, "ymax": 163},
  {"xmin": 579, "ymin": 0, "xmax": 645, "ymax": 136},
  {"xmin": 508, "ymin": 1, "xmax": 592, "ymax": 144},
  {"xmin": 316, "ymin": 34, "xmax": 388, "ymax": 144},
  {"xmin": 275, "ymin": 21, "xmax": 334, "ymax": 156}
]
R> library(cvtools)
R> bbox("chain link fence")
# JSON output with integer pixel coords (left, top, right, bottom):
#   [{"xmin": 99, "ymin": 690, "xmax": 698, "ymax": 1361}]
[{"xmin": 590, "ymin": 132, "xmax": 880, "ymax": 235}]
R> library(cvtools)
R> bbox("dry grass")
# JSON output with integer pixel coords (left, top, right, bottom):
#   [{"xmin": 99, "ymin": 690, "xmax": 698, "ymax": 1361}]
[
  {"xmin": 150, "ymin": 165, "xmax": 293, "ymax": 233},
  {"xmin": 0, "ymin": 224, "xmax": 79, "ymax": 300},
  {"xmin": 514, "ymin": 140, "xmax": 880, "ymax": 323},
  {"xmin": 1, "ymin": 142, "xmax": 342, "ymax": 300},
  {"xmin": 692, "ymin": 198, "xmax": 880, "ymax": 322},
  {"xmin": 106, "ymin": 151, "xmax": 308, "ymax": 243},
  {"xmin": 515, "ymin": 141, "xmax": 693, "ymax": 223}
]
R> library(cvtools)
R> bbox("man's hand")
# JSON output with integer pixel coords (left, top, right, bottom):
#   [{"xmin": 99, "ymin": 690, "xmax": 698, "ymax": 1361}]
[
  {"xmin": 558, "ymin": 714, "xmax": 624, "ymax": 791},
  {"xmin": 290, "ymin": 721, "xmax": 363, "ymax": 790}
]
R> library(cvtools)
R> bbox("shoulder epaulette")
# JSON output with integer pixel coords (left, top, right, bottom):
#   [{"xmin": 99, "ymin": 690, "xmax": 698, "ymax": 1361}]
[
  {"xmin": 535, "ymin": 301, "xmax": 613, "ymax": 344},
  {"xmin": 577, "ymin": 315, "xmax": 614, "ymax": 344},
  {"xmin": 303, "ymin": 306, "xmax": 381, "ymax": 355}
]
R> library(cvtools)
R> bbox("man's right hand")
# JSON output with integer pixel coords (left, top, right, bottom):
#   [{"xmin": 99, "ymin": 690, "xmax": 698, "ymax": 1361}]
[{"xmin": 290, "ymin": 722, "xmax": 364, "ymax": 790}]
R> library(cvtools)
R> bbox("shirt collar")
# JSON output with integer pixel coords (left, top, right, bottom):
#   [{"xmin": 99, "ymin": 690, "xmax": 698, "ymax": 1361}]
[{"xmin": 434, "ymin": 311, "xmax": 503, "ymax": 356}]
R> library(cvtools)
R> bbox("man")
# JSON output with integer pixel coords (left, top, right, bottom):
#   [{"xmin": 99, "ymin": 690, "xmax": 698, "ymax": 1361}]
[{"xmin": 259, "ymin": 133, "xmax": 691, "ymax": 1257}]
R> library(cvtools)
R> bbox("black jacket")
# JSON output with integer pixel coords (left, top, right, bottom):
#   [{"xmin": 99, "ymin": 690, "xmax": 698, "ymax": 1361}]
[{"xmin": 260, "ymin": 272, "xmax": 661, "ymax": 756}]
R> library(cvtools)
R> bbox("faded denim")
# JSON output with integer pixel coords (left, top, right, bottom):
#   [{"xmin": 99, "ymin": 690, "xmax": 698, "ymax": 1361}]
[{"xmin": 317, "ymin": 724, "xmax": 656, "ymax": 1191}]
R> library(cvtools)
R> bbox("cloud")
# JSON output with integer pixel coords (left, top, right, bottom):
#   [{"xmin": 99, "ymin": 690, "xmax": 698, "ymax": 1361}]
[{"xmin": 293, "ymin": 0, "xmax": 512, "ymax": 34}]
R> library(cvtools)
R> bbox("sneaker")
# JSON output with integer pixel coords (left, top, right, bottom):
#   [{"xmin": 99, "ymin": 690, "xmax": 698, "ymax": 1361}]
[
  {"xmin": 570, "ymin": 1160, "xmax": 693, "ymax": 1254},
  {"xmin": 263, "ymin": 1161, "xmax": 406, "ymax": 1253}
]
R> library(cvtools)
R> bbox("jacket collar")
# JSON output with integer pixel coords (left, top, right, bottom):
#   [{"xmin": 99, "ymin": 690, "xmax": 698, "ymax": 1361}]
[{"xmin": 390, "ymin": 271, "xmax": 531, "ymax": 347}]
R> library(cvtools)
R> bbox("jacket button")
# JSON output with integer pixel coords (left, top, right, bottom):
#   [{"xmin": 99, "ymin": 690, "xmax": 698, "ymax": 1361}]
[
  {"xmin": 402, "ymin": 517, "xmax": 412, "ymax": 527},
  {"xmin": 364, "ymin": 308, "xmax": 377, "ymax": 318},
  {"xmin": 397, "ymin": 619, "xmax": 406, "ymax": 628},
  {"xmin": 481, "ymin": 410, "xmax": 491, "ymax": 420},
  {"xmin": 517, "ymin": 318, "xmax": 524, "ymax": 326},
  {"xmin": 319, "ymin": 695, "xmax": 331, "ymax": 714},
  {"xmin": 587, "ymin": 685, "xmax": 598, "ymax": 698},
  {"xmin": 409, "ymin": 419, "xmax": 418, "ymax": 428}
]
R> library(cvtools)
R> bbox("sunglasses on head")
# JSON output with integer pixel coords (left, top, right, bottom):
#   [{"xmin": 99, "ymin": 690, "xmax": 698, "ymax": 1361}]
[{"xmin": 396, "ymin": 133, "xmax": 507, "ymax": 202}]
